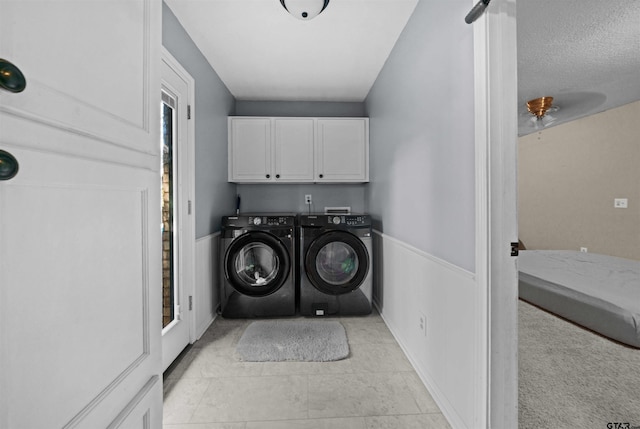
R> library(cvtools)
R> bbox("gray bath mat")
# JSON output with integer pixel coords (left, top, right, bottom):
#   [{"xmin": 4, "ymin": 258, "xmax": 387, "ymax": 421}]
[{"xmin": 236, "ymin": 320, "xmax": 349, "ymax": 362}]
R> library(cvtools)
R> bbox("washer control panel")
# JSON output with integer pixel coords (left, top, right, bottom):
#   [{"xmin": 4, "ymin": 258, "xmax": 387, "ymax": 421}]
[
  {"xmin": 222, "ymin": 215, "xmax": 295, "ymax": 228},
  {"xmin": 250, "ymin": 216, "xmax": 294, "ymax": 226}
]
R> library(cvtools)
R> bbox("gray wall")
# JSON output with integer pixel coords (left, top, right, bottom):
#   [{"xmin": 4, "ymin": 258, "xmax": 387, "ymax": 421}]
[
  {"xmin": 237, "ymin": 184, "xmax": 366, "ymax": 214},
  {"xmin": 163, "ymin": 2, "xmax": 236, "ymax": 238},
  {"xmin": 235, "ymin": 101, "xmax": 365, "ymax": 117},
  {"xmin": 364, "ymin": 0, "xmax": 476, "ymax": 271},
  {"xmin": 235, "ymin": 101, "xmax": 368, "ymax": 214}
]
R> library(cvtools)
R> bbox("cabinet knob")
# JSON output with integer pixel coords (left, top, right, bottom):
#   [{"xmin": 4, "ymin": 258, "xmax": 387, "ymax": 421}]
[
  {"xmin": 275, "ymin": 174, "xmax": 280, "ymax": 179},
  {"xmin": 319, "ymin": 174, "xmax": 323, "ymax": 178},
  {"xmin": 266, "ymin": 174, "xmax": 270, "ymax": 178}
]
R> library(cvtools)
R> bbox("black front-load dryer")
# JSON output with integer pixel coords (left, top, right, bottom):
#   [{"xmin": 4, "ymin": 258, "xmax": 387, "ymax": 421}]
[
  {"xmin": 299, "ymin": 214, "xmax": 373, "ymax": 317},
  {"xmin": 220, "ymin": 214, "xmax": 296, "ymax": 318}
]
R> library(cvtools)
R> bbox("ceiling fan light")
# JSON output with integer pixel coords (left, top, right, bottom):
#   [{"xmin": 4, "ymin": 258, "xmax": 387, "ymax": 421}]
[
  {"xmin": 527, "ymin": 96, "xmax": 555, "ymax": 119},
  {"xmin": 280, "ymin": 0, "xmax": 329, "ymax": 20}
]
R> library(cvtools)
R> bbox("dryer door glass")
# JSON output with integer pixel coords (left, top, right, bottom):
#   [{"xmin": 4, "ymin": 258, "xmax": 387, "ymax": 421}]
[
  {"xmin": 305, "ymin": 230, "xmax": 369, "ymax": 295},
  {"xmin": 234, "ymin": 243, "xmax": 280, "ymax": 286},
  {"xmin": 315, "ymin": 242, "xmax": 360, "ymax": 285}
]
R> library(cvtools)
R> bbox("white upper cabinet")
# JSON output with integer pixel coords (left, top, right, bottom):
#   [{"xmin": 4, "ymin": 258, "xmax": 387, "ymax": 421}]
[
  {"xmin": 229, "ymin": 118, "xmax": 272, "ymax": 181},
  {"xmin": 228, "ymin": 117, "xmax": 369, "ymax": 183},
  {"xmin": 275, "ymin": 118, "xmax": 315, "ymax": 182},
  {"xmin": 316, "ymin": 118, "xmax": 369, "ymax": 182}
]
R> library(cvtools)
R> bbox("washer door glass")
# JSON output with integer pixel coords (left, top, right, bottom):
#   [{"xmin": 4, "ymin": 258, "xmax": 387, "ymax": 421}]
[
  {"xmin": 225, "ymin": 231, "xmax": 291, "ymax": 297},
  {"xmin": 234, "ymin": 243, "xmax": 280, "ymax": 286},
  {"xmin": 315, "ymin": 242, "xmax": 360, "ymax": 285}
]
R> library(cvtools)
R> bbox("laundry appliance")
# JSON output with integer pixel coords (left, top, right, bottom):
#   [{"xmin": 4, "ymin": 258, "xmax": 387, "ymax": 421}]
[
  {"xmin": 299, "ymin": 214, "xmax": 373, "ymax": 317},
  {"xmin": 220, "ymin": 214, "xmax": 296, "ymax": 318}
]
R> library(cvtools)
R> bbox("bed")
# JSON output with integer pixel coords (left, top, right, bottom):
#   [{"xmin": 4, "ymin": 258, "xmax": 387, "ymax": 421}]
[{"xmin": 518, "ymin": 250, "xmax": 640, "ymax": 348}]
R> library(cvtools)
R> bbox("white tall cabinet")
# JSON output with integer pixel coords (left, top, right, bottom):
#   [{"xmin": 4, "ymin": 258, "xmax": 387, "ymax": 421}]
[{"xmin": 228, "ymin": 117, "xmax": 369, "ymax": 183}]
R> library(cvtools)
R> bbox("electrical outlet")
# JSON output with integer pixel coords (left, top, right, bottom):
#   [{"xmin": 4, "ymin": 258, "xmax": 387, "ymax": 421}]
[
  {"xmin": 580, "ymin": 247, "xmax": 588, "ymax": 253},
  {"xmin": 305, "ymin": 194, "xmax": 312, "ymax": 205},
  {"xmin": 614, "ymin": 198, "xmax": 628, "ymax": 208},
  {"xmin": 419, "ymin": 311, "xmax": 427, "ymax": 337}
]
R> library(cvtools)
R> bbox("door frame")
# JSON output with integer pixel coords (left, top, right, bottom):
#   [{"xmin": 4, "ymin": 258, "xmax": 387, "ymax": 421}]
[
  {"xmin": 473, "ymin": 0, "xmax": 519, "ymax": 427},
  {"xmin": 161, "ymin": 47, "xmax": 196, "ymax": 370}
]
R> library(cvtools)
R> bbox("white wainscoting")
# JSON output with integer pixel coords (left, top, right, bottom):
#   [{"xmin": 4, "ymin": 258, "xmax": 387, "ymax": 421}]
[
  {"xmin": 194, "ymin": 232, "xmax": 220, "ymax": 340},
  {"xmin": 372, "ymin": 230, "xmax": 485, "ymax": 429}
]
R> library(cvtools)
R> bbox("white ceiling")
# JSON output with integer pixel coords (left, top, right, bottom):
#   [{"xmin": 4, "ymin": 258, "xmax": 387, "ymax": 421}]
[
  {"xmin": 517, "ymin": 0, "xmax": 640, "ymax": 135},
  {"xmin": 165, "ymin": 0, "xmax": 640, "ymax": 132},
  {"xmin": 165, "ymin": 0, "xmax": 419, "ymax": 102}
]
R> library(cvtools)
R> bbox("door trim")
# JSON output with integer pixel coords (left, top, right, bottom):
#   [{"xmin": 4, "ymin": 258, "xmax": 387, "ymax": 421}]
[
  {"xmin": 473, "ymin": 0, "xmax": 519, "ymax": 427},
  {"xmin": 161, "ymin": 47, "xmax": 196, "ymax": 370}
]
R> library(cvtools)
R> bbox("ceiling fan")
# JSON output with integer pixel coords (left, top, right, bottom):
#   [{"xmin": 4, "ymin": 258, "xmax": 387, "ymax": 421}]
[
  {"xmin": 523, "ymin": 96, "xmax": 559, "ymax": 130},
  {"xmin": 518, "ymin": 92, "xmax": 608, "ymax": 136}
]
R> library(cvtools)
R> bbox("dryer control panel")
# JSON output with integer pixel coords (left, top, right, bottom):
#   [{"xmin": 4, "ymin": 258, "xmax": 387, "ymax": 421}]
[{"xmin": 300, "ymin": 214, "xmax": 370, "ymax": 227}]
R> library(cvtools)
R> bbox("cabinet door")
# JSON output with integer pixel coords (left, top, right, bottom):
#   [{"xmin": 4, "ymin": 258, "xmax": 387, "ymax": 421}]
[
  {"xmin": 316, "ymin": 119, "xmax": 369, "ymax": 182},
  {"xmin": 274, "ymin": 119, "xmax": 315, "ymax": 182},
  {"xmin": 229, "ymin": 118, "xmax": 272, "ymax": 182}
]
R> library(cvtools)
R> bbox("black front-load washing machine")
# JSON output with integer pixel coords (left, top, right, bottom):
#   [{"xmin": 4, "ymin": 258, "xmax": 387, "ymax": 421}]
[
  {"xmin": 299, "ymin": 214, "xmax": 373, "ymax": 317},
  {"xmin": 220, "ymin": 214, "xmax": 296, "ymax": 318}
]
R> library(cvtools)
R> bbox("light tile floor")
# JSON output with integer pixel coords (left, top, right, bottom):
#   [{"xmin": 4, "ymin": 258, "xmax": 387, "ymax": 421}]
[{"xmin": 163, "ymin": 311, "xmax": 451, "ymax": 429}]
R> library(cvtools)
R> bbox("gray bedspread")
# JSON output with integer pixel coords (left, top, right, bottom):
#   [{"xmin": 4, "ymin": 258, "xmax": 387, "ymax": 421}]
[{"xmin": 518, "ymin": 250, "xmax": 640, "ymax": 348}]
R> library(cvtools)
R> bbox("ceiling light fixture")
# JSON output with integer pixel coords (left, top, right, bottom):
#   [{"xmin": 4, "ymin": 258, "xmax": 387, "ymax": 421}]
[
  {"xmin": 280, "ymin": 0, "xmax": 329, "ymax": 20},
  {"xmin": 526, "ymin": 96, "xmax": 559, "ymax": 130},
  {"xmin": 527, "ymin": 96, "xmax": 555, "ymax": 119}
]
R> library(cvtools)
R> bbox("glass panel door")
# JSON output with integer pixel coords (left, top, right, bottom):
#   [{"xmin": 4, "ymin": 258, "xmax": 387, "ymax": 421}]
[{"xmin": 161, "ymin": 92, "xmax": 176, "ymax": 329}]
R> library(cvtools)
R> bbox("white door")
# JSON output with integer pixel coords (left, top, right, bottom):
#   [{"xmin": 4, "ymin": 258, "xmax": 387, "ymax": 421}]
[
  {"xmin": 0, "ymin": 2, "xmax": 163, "ymax": 428},
  {"xmin": 161, "ymin": 49, "xmax": 195, "ymax": 371}
]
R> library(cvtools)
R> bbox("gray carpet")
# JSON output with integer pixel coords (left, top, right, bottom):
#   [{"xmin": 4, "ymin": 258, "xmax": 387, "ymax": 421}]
[
  {"xmin": 519, "ymin": 300, "xmax": 640, "ymax": 429},
  {"xmin": 236, "ymin": 320, "xmax": 349, "ymax": 362}
]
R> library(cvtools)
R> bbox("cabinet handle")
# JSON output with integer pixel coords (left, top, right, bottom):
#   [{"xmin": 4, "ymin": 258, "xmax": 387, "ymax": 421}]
[
  {"xmin": 266, "ymin": 174, "xmax": 270, "ymax": 179},
  {"xmin": 275, "ymin": 174, "xmax": 280, "ymax": 179},
  {"xmin": 319, "ymin": 174, "xmax": 323, "ymax": 178}
]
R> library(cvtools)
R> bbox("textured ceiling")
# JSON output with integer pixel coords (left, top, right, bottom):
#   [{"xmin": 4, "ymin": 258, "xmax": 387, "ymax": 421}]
[
  {"xmin": 517, "ymin": 0, "xmax": 640, "ymax": 135},
  {"xmin": 165, "ymin": 0, "xmax": 640, "ymax": 132}
]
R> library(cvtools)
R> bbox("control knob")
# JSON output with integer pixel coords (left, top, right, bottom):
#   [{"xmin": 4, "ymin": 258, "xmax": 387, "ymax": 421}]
[
  {"xmin": 253, "ymin": 217, "xmax": 262, "ymax": 226},
  {"xmin": 332, "ymin": 216, "xmax": 341, "ymax": 225}
]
